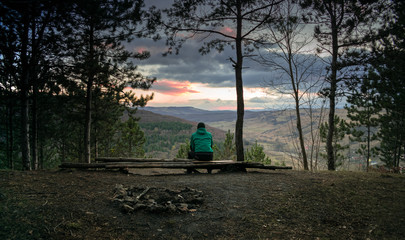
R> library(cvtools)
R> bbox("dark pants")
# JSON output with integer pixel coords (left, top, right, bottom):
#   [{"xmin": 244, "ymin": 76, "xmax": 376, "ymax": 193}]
[
  {"xmin": 187, "ymin": 151, "xmax": 214, "ymax": 174},
  {"xmin": 188, "ymin": 151, "xmax": 213, "ymax": 161}
]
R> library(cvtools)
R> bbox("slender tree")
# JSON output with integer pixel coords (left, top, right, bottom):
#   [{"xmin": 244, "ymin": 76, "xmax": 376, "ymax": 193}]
[
  {"xmin": 0, "ymin": 2, "xmax": 19, "ymax": 169},
  {"xmin": 300, "ymin": 0, "xmax": 381, "ymax": 170},
  {"xmin": 163, "ymin": 0, "xmax": 283, "ymax": 162},
  {"xmin": 258, "ymin": 0, "xmax": 324, "ymax": 170},
  {"xmin": 345, "ymin": 77, "xmax": 380, "ymax": 171}
]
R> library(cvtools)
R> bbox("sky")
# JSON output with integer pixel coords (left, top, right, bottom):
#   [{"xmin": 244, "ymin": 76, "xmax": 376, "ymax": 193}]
[
  {"xmin": 126, "ymin": 0, "xmax": 334, "ymax": 111},
  {"xmin": 128, "ymin": 38, "xmax": 292, "ymax": 111}
]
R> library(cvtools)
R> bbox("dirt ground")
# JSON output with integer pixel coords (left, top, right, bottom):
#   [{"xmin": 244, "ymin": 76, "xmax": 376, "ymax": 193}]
[{"xmin": 1, "ymin": 168, "xmax": 405, "ymax": 240}]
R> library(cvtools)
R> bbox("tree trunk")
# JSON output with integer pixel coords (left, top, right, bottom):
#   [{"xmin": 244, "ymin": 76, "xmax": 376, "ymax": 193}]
[
  {"xmin": 84, "ymin": 24, "xmax": 95, "ymax": 164},
  {"xmin": 84, "ymin": 77, "xmax": 93, "ymax": 164},
  {"xmin": 295, "ymin": 100, "xmax": 308, "ymax": 170},
  {"xmin": 31, "ymin": 12, "xmax": 38, "ymax": 170},
  {"xmin": 32, "ymin": 82, "xmax": 38, "ymax": 169},
  {"xmin": 289, "ymin": 50, "xmax": 308, "ymax": 170},
  {"xmin": 234, "ymin": 1, "xmax": 245, "ymax": 162},
  {"xmin": 366, "ymin": 123, "xmax": 371, "ymax": 172},
  {"xmin": 7, "ymin": 98, "xmax": 14, "ymax": 169},
  {"xmin": 326, "ymin": 90, "xmax": 336, "ymax": 171},
  {"xmin": 20, "ymin": 14, "xmax": 31, "ymax": 171},
  {"xmin": 326, "ymin": 11, "xmax": 339, "ymax": 171}
]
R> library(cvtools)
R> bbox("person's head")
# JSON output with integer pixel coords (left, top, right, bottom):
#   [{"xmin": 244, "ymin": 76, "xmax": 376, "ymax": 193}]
[{"xmin": 197, "ymin": 122, "xmax": 205, "ymax": 129}]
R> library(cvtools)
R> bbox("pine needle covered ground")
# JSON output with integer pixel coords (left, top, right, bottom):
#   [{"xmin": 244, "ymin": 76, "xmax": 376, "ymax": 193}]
[{"xmin": 1, "ymin": 169, "xmax": 404, "ymax": 239}]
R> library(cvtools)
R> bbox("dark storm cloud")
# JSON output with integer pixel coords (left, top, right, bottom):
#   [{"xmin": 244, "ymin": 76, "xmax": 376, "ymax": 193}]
[
  {"xmin": 129, "ymin": 33, "xmax": 326, "ymax": 91},
  {"xmin": 130, "ymin": 37, "xmax": 277, "ymax": 88}
]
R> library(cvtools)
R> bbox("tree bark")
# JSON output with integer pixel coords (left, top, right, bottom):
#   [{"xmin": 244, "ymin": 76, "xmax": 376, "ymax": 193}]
[
  {"xmin": 327, "ymin": 84, "xmax": 336, "ymax": 171},
  {"xmin": 20, "ymin": 13, "xmax": 31, "ymax": 171},
  {"xmin": 326, "ymin": 6, "xmax": 339, "ymax": 171},
  {"xmin": 7, "ymin": 97, "xmax": 14, "ymax": 169},
  {"xmin": 84, "ymin": 24, "xmax": 95, "ymax": 164},
  {"xmin": 31, "ymin": 6, "xmax": 38, "ymax": 170},
  {"xmin": 295, "ymin": 98, "xmax": 308, "ymax": 170},
  {"xmin": 84, "ymin": 76, "xmax": 93, "ymax": 164},
  {"xmin": 235, "ymin": 0, "xmax": 245, "ymax": 162}
]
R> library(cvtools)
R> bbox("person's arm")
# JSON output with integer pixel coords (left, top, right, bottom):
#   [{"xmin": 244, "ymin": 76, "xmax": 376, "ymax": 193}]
[{"xmin": 190, "ymin": 136, "xmax": 195, "ymax": 151}]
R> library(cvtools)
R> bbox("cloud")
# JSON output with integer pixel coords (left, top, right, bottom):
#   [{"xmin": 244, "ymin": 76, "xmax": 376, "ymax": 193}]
[
  {"xmin": 125, "ymin": 23, "xmax": 329, "ymax": 111},
  {"xmin": 151, "ymin": 79, "xmax": 199, "ymax": 96}
]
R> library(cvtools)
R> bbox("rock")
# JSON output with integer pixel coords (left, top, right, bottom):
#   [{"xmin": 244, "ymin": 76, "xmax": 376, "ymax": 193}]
[
  {"xmin": 123, "ymin": 196, "xmax": 135, "ymax": 203},
  {"xmin": 133, "ymin": 203, "xmax": 147, "ymax": 210},
  {"xmin": 178, "ymin": 203, "xmax": 189, "ymax": 212},
  {"xmin": 114, "ymin": 184, "xmax": 127, "ymax": 197},
  {"xmin": 166, "ymin": 201, "xmax": 177, "ymax": 212}
]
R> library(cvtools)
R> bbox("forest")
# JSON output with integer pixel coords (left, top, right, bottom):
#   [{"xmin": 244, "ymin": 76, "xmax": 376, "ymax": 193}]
[{"xmin": 0, "ymin": 0, "xmax": 404, "ymax": 171}]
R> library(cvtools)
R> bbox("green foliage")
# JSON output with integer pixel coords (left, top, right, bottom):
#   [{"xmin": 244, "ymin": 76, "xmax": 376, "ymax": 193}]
[
  {"xmin": 320, "ymin": 115, "xmax": 350, "ymax": 167},
  {"xmin": 140, "ymin": 122, "xmax": 193, "ymax": 157},
  {"xmin": 341, "ymin": 0, "xmax": 405, "ymax": 168},
  {"xmin": 141, "ymin": 122, "xmax": 193, "ymax": 131},
  {"xmin": 245, "ymin": 141, "xmax": 271, "ymax": 164},
  {"xmin": 345, "ymin": 77, "xmax": 380, "ymax": 169},
  {"xmin": 0, "ymin": 0, "xmax": 157, "ymax": 168},
  {"xmin": 214, "ymin": 130, "xmax": 236, "ymax": 160},
  {"xmin": 176, "ymin": 139, "xmax": 190, "ymax": 159},
  {"xmin": 368, "ymin": 1, "xmax": 405, "ymax": 168},
  {"xmin": 108, "ymin": 117, "xmax": 146, "ymax": 158}
]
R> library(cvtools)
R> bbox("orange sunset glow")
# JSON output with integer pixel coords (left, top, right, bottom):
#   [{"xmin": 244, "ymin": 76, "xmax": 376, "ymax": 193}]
[{"xmin": 125, "ymin": 79, "xmax": 273, "ymax": 110}]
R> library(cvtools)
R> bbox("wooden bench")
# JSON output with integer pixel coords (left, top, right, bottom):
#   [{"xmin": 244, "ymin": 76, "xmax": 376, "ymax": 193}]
[{"xmin": 59, "ymin": 157, "xmax": 292, "ymax": 173}]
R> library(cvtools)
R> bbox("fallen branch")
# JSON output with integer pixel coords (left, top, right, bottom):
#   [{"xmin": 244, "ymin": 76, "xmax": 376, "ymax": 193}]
[{"xmin": 136, "ymin": 187, "xmax": 151, "ymax": 201}]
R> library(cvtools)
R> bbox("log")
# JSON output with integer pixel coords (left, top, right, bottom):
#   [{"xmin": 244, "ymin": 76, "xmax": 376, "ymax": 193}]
[
  {"xmin": 247, "ymin": 165, "xmax": 293, "ymax": 170},
  {"xmin": 59, "ymin": 162, "xmax": 106, "ymax": 168},
  {"xmin": 104, "ymin": 162, "xmax": 241, "ymax": 169},
  {"xmin": 96, "ymin": 157, "xmax": 237, "ymax": 163},
  {"xmin": 96, "ymin": 157, "xmax": 193, "ymax": 163},
  {"xmin": 59, "ymin": 161, "xmax": 293, "ymax": 171}
]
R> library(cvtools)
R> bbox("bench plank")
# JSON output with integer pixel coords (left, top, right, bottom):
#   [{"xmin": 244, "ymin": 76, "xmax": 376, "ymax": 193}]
[{"xmin": 59, "ymin": 159, "xmax": 292, "ymax": 171}]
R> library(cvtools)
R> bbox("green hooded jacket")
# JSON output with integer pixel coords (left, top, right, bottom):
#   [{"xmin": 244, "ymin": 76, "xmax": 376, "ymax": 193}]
[{"xmin": 190, "ymin": 128, "xmax": 213, "ymax": 153}]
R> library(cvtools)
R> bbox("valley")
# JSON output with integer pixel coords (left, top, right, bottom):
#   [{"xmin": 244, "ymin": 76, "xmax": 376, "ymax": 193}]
[{"xmin": 138, "ymin": 107, "xmax": 356, "ymax": 170}]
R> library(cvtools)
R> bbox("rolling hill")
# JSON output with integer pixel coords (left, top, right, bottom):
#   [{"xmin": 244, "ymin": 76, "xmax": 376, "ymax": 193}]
[
  {"xmin": 138, "ymin": 107, "xmax": 353, "ymax": 168},
  {"xmin": 134, "ymin": 109, "xmax": 226, "ymax": 158}
]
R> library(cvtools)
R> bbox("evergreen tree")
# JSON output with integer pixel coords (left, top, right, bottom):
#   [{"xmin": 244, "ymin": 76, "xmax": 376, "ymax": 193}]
[
  {"xmin": 215, "ymin": 130, "xmax": 236, "ymax": 160},
  {"xmin": 345, "ymin": 77, "xmax": 380, "ymax": 171},
  {"xmin": 300, "ymin": 0, "xmax": 381, "ymax": 170},
  {"xmin": 110, "ymin": 116, "xmax": 145, "ymax": 157},
  {"xmin": 176, "ymin": 139, "xmax": 190, "ymax": 159},
  {"xmin": 0, "ymin": 0, "xmax": 66, "ymax": 170},
  {"xmin": 367, "ymin": 0, "xmax": 405, "ymax": 168},
  {"xmin": 245, "ymin": 141, "xmax": 271, "ymax": 164},
  {"xmin": 320, "ymin": 115, "xmax": 349, "ymax": 168},
  {"xmin": 60, "ymin": 0, "xmax": 155, "ymax": 163}
]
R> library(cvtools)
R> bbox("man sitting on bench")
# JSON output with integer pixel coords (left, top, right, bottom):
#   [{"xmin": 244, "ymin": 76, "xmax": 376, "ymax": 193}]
[{"xmin": 188, "ymin": 122, "xmax": 213, "ymax": 173}]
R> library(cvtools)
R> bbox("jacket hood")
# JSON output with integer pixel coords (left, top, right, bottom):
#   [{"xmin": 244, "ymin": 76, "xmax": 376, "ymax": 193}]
[{"xmin": 196, "ymin": 128, "xmax": 207, "ymax": 135}]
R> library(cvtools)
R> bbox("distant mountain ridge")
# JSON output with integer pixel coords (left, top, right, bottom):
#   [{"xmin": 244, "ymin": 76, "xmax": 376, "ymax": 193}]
[{"xmin": 141, "ymin": 106, "xmax": 263, "ymax": 123}]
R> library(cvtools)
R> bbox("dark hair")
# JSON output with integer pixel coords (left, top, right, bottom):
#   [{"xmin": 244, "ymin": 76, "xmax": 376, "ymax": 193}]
[{"xmin": 197, "ymin": 122, "xmax": 205, "ymax": 129}]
